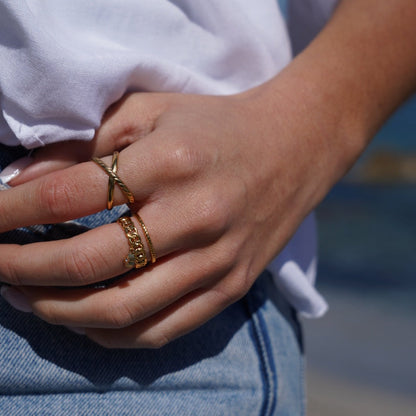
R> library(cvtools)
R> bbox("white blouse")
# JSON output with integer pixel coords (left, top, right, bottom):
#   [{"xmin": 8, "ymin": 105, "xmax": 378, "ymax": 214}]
[{"xmin": 0, "ymin": 0, "xmax": 338, "ymax": 317}]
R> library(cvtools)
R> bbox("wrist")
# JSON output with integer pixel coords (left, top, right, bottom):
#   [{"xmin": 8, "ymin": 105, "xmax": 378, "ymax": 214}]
[
  {"xmin": 241, "ymin": 0, "xmax": 416, "ymax": 194},
  {"xmin": 274, "ymin": 56, "xmax": 370, "ymax": 180},
  {"xmin": 238, "ymin": 64, "xmax": 366, "ymax": 197}
]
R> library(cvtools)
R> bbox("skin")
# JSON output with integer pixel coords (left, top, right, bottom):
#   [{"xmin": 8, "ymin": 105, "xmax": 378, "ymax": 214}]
[{"xmin": 1, "ymin": 0, "xmax": 416, "ymax": 348}]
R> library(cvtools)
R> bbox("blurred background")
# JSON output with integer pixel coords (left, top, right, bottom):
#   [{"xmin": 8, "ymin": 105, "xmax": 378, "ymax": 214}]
[
  {"xmin": 304, "ymin": 96, "xmax": 416, "ymax": 416},
  {"xmin": 276, "ymin": 1, "xmax": 416, "ymax": 414}
]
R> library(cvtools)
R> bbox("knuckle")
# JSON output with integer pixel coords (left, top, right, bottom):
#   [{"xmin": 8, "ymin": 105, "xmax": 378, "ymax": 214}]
[
  {"xmin": 214, "ymin": 270, "xmax": 250, "ymax": 305},
  {"xmin": 190, "ymin": 192, "xmax": 229, "ymax": 238},
  {"xmin": 161, "ymin": 141, "xmax": 204, "ymax": 180},
  {"xmin": 104, "ymin": 301, "xmax": 138, "ymax": 329},
  {"xmin": 200, "ymin": 195, "xmax": 228, "ymax": 231},
  {"xmin": 0, "ymin": 200, "xmax": 12, "ymax": 227},
  {"xmin": 39, "ymin": 174, "xmax": 77, "ymax": 220},
  {"xmin": 1, "ymin": 249, "xmax": 24, "ymax": 286},
  {"xmin": 113, "ymin": 114, "xmax": 153, "ymax": 149},
  {"xmin": 62, "ymin": 246, "xmax": 99, "ymax": 285},
  {"xmin": 221, "ymin": 239, "xmax": 244, "ymax": 269},
  {"xmin": 104, "ymin": 93, "xmax": 159, "ymax": 147}
]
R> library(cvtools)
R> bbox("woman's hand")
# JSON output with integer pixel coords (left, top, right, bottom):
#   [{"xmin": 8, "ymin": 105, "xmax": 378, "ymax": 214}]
[
  {"xmin": 0, "ymin": 85, "xmax": 340, "ymax": 348},
  {"xmin": 1, "ymin": 0, "xmax": 415, "ymax": 349}
]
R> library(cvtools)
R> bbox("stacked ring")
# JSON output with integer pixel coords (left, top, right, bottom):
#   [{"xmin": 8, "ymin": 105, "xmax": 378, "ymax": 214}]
[
  {"xmin": 92, "ymin": 153, "xmax": 135, "ymax": 207},
  {"xmin": 134, "ymin": 213, "xmax": 157, "ymax": 263},
  {"xmin": 93, "ymin": 153, "xmax": 157, "ymax": 269},
  {"xmin": 117, "ymin": 216, "xmax": 147, "ymax": 269}
]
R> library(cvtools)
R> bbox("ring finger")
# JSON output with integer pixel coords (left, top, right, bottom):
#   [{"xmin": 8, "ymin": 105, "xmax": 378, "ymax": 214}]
[{"xmin": 9, "ymin": 243, "xmax": 232, "ymax": 329}]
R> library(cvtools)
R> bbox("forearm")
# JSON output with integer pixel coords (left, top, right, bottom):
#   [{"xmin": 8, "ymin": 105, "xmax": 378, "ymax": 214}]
[
  {"xmin": 299, "ymin": 0, "xmax": 416, "ymax": 139},
  {"xmin": 244, "ymin": 0, "xmax": 416, "ymax": 193}
]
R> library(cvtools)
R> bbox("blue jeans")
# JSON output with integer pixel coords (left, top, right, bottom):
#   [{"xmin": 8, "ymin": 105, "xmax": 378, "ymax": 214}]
[{"xmin": 0, "ymin": 145, "xmax": 305, "ymax": 415}]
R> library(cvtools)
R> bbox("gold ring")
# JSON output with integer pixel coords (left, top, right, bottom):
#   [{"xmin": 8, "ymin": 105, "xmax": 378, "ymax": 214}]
[
  {"xmin": 92, "ymin": 156, "xmax": 135, "ymax": 205},
  {"xmin": 134, "ymin": 213, "xmax": 157, "ymax": 264},
  {"xmin": 117, "ymin": 216, "xmax": 147, "ymax": 269},
  {"xmin": 107, "ymin": 151, "xmax": 119, "ymax": 210}
]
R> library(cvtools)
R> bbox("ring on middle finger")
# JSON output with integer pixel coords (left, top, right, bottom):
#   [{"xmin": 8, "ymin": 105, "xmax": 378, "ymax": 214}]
[
  {"xmin": 107, "ymin": 151, "xmax": 119, "ymax": 210},
  {"xmin": 92, "ymin": 152, "xmax": 135, "ymax": 207}
]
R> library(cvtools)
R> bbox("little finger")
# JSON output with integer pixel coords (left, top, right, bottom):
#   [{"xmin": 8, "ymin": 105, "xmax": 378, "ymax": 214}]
[
  {"xmin": 8, "ymin": 245, "xmax": 233, "ymax": 329},
  {"xmin": 85, "ymin": 272, "xmax": 245, "ymax": 349}
]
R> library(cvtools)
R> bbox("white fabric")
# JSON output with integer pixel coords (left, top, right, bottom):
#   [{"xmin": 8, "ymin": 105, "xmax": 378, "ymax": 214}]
[
  {"xmin": 0, "ymin": 0, "xmax": 332, "ymax": 317},
  {"xmin": 0, "ymin": 0, "xmax": 290, "ymax": 148}
]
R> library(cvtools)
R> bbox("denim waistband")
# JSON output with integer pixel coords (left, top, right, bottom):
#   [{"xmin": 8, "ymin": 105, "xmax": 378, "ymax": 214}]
[{"xmin": 0, "ymin": 144, "xmax": 304, "ymax": 415}]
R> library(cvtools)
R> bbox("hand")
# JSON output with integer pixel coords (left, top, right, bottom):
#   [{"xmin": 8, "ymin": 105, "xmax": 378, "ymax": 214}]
[
  {"xmin": 1, "ymin": 0, "xmax": 415, "ymax": 348},
  {"xmin": 0, "ymin": 87, "xmax": 341, "ymax": 348}
]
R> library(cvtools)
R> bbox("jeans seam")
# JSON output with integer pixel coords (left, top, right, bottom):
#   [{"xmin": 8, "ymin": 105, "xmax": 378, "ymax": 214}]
[{"xmin": 246, "ymin": 285, "xmax": 278, "ymax": 416}]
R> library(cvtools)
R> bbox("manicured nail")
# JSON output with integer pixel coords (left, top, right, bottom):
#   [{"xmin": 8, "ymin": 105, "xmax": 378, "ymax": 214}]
[
  {"xmin": 0, "ymin": 156, "xmax": 33, "ymax": 184},
  {"xmin": 66, "ymin": 326, "xmax": 86, "ymax": 335},
  {"xmin": 0, "ymin": 286, "xmax": 32, "ymax": 313}
]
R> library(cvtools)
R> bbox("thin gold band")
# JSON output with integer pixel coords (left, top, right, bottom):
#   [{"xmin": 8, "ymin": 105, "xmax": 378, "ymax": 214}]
[
  {"xmin": 107, "ymin": 151, "xmax": 119, "ymax": 210},
  {"xmin": 117, "ymin": 216, "xmax": 147, "ymax": 269},
  {"xmin": 134, "ymin": 213, "xmax": 157, "ymax": 264},
  {"xmin": 92, "ymin": 156, "xmax": 135, "ymax": 204}
]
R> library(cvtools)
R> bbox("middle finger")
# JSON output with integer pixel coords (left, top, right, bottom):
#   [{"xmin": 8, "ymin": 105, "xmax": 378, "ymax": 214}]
[{"xmin": 0, "ymin": 139, "xmax": 163, "ymax": 232}]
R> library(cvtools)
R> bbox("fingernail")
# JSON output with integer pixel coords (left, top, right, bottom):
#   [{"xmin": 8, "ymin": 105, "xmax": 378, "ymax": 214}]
[
  {"xmin": 66, "ymin": 326, "xmax": 86, "ymax": 335},
  {"xmin": 0, "ymin": 156, "xmax": 33, "ymax": 184},
  {"xmin": 0, "ymin": 286, "xmax": 32, "ymax": 313}
]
